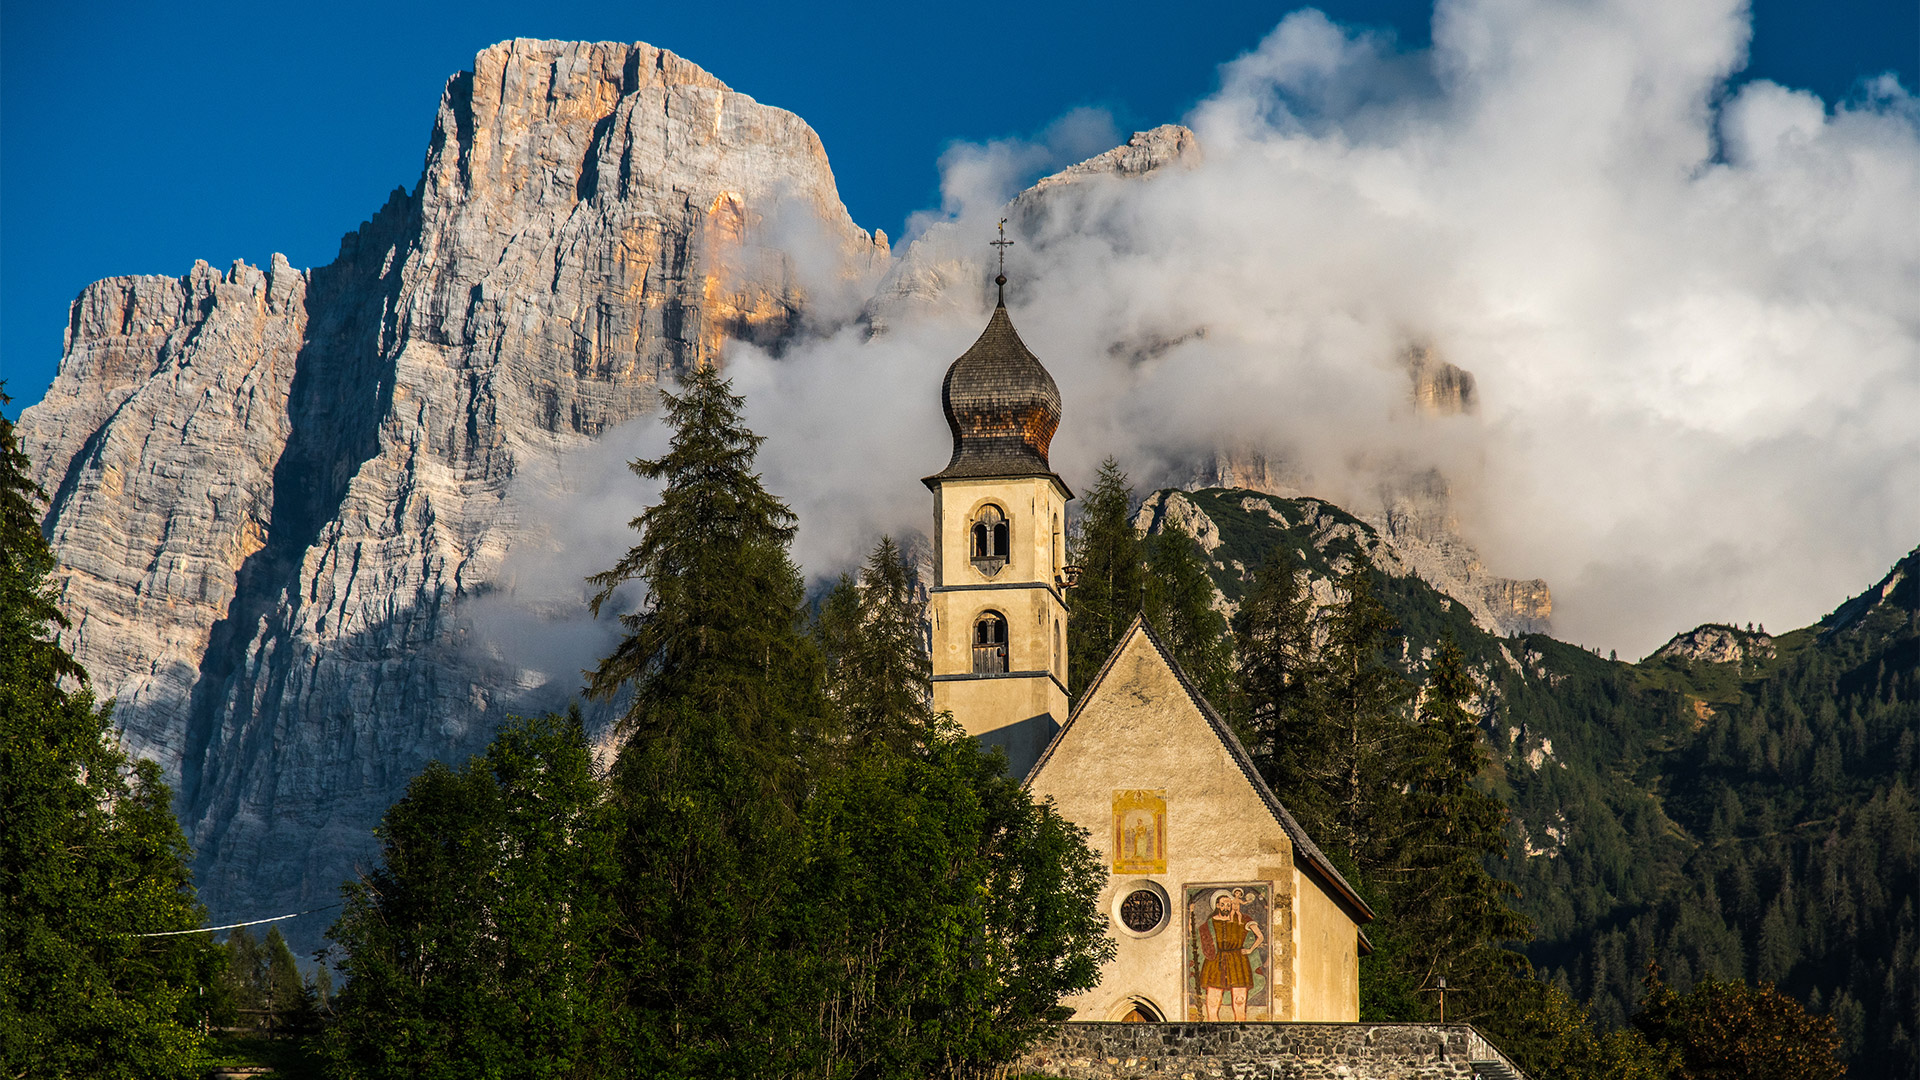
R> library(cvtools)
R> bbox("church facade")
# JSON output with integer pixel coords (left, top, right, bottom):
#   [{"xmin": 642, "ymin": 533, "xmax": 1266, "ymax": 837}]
[{"xmin": 922, "ymin": 280, "xmax": 1373, "ymax": 1023}]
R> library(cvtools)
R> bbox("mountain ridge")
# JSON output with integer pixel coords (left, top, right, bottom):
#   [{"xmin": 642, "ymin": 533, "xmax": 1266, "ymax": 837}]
[{"xmin": 19, "ymin": 38, "xmax": 883, "ymax": 943}]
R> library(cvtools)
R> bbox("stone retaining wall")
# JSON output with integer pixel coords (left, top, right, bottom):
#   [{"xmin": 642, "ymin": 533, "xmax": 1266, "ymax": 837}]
[{"xmin": 1015, "ymin": 1021, "xmax": 1522, "ymax": 1079}]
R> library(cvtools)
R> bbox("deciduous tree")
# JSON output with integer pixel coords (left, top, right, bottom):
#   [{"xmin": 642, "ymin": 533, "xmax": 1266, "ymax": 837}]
[{"xmin": 324, "ymin": 711, "xmax": 615, "ymax": 1080}]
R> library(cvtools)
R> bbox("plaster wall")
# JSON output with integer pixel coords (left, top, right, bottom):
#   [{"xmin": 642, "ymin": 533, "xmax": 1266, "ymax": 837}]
[
  {"xmin": 928, "ymin": 475, "xmax": 1069, "ymax": 589},
  {"xmin": 928, "ymin": 475, "xmax": 1070, "ymax": 776},
  {"xmin": 1295, "ymin": 866, "xmax": 1362, "ymax": 1021},
  {"xmin": 1028, "ymin": 630, "xmax": 1317, "ymax": 1023}
]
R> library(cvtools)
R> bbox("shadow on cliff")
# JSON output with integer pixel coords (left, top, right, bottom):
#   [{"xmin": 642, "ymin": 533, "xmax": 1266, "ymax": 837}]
[
  {"xmin": 178, "ymin": 189, "xmax": 415, "ymax": 836},
  {"xmin": 181, "ymin": 592, "xmax": 604, "ymax": 957}
]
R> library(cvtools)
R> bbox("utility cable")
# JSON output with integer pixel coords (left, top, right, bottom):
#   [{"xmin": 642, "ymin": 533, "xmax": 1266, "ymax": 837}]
[{"xmin": 130, "ymin": 904, "xmax": 341, "ymax": 937}]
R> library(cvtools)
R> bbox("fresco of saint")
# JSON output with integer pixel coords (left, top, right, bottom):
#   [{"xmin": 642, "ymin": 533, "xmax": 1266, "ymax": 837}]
[
  {"xmin": 1111, "ymin": 790, "xmax": 1167, "ymax": 873},
  {"xmin": 1185, "ymin": 884, "xmax": 1269, "ymax": 1020}
]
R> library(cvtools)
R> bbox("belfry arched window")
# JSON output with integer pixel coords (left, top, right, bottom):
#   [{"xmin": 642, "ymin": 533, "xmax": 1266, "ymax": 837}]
[
  {"xmin": 970, "ymin": 504, "xmax": 1010, "ymax": 575},
  {"xmin": 973, "ymin": 611, "xmax": 1009, "ymax": 674}
]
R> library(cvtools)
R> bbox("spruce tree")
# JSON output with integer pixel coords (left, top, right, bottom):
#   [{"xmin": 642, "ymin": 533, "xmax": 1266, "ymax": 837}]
[
  {"xmin": 1066, "ymin": 458, "xmax": 1144, "ymax": 695},
  {"xmin": 1142, "ymin": 520, "xmax": 1232, "ymax": 703},
  {"xmin": 1317, "ymin": 562, "xmax": 1414, "ymax": 870},
  {"xmin": 585, "ymin": 366, "xmax": 826, "ymax": 1077},
  {"xmin": 586, "ymin": 366, "xmax": 823, "ymax": 787},
  {"xmin": 0, "ymin": 392, "xmax": 220, "ymax": 1079},
  {"xmin": 1234, "ymin": 544, "xmax": 1334, "ymax": 833},
  {"xmin": 819, "ymin": 536, "xmax": 934, "ymax": 753},
  {"xmin": 1387, "ymin": 636, "xmax": 1530, "ymax": 1021}
]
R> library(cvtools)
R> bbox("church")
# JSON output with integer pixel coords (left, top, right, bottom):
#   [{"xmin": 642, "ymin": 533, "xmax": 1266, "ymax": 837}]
[{"xmin": 920, "ymin": 271, "xmax": 1374, "ymax": 1024}]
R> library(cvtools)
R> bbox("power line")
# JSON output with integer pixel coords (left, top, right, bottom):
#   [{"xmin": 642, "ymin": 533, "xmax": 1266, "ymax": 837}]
[{"xmin": 131, "ymin": 904, "xmax": 341, "ymax": 938}]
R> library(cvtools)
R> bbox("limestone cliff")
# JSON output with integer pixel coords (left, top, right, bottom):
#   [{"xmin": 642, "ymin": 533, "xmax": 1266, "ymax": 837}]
[{"xmin": 19, "ymin": 39, "xmax": 884, "ymax": 943}]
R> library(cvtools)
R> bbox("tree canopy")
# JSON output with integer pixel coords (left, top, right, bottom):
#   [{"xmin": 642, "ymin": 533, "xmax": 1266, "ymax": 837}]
[{"xmin": 0, "ymin": 392, "xmax": 221, "ymax": 1079}]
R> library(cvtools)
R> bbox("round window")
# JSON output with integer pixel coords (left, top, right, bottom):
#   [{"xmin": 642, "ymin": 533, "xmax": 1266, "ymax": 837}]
[{"xmin": 1119, "ymin": 888, "xmax": 1166, "ymax": 934}]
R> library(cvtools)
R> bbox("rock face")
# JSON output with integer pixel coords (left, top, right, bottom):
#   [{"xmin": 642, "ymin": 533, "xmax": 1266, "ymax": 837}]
[
  {"xmin": 1403, "ymin": 343, "xmax": 1477, "ymax": 416},
  {"xmin": 1654, "ymin": 624, "xmax": 1776, "ymax": 665},
  {"xmin": 864, "ymin": 125, "xmax": 1200, "ymax": 332},
  {"xmin": 1161, "ymin": 457, "xmax": 1551, "ymax": 636},
  {"xmin": 18, "ymin": 39, "xmax": 884, "ymax": 944},
  {"xmin": 1135, "ymin": 487, "xmax": 1549, "ymax": 638}
]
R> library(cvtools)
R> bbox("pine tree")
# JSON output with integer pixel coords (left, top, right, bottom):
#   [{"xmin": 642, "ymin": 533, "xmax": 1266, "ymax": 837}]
[
  {"xmin": 1389, "ymin": 635, "xmax": 1530, "ymax": 1021},
  {"xmin": 819, "ymin": 536, "xmax": 934, "ymax": 753},
  {"xmin": 1143, "ymin": 519, "xmax": 1232, "ymax": 703},
  {"xmin": 1317, "ymin": 562, "xmax": 1414, "ymax": 869},
  {"xmin": 1067, "ymin": 458, "xmax": 1144, "ymax": 696},
  {"xmin": 585, "ymin": 366, "xmax": 828, "ymax": 1077},
  {"xmin": 1234, "ymin": 544, "xmax": 1330, "ymax": 823},
  {"xmin": 0, "ymin": 392, "xmax": 219, "ymax": 1079}
]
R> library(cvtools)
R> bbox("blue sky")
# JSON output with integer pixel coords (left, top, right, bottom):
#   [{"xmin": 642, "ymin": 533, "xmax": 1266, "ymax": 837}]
[{"xmin": 1, "ymin": 0, "xmax": 1914, "ymax": 417}]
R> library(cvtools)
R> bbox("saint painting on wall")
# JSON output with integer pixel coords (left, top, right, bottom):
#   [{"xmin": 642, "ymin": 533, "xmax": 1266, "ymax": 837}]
[
  {"xmin": 1111, "ymin": 789, "xmax": 1167, "ymax": 874},
  {"xmin": 1184, "ymin": 883, "xmax": 1271, "ymax": 1021}
]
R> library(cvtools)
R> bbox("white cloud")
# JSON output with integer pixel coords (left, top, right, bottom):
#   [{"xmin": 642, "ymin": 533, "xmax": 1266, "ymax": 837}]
[{"xmin": 500, "ymin": 0, "xmax": 1920, "ymax": 663}]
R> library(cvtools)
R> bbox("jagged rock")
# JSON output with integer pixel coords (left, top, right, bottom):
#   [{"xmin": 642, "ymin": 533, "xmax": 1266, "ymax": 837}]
[
  {"xmin": 1654, "ymin": 624, "xmax": 1776, "ymax": 665},
  {"xmin": 863, "ymin": 125, "xmax": 1198, "ymax": 333},
  {"xmin": 1132, "ymin": 491, "xmax": 1223, "ymax": 554},
  {"xmin": 1020, "ymin": 124, "xmax": 1201, "ymax": 194},
  {"xmin": 18, "ymin": 38, "xmax": 883, "ymax": 946},
  {"xmin": 1135, "ymin": 487, "xmax": 1549, "ymax": 639},
  {"xmin": 1403, "ymin": 342, "xmax": 1477, "ymax": 415},
  {"xmin": 1154, "ymin": 454, "xmax": 1551, "ymax": 637}
]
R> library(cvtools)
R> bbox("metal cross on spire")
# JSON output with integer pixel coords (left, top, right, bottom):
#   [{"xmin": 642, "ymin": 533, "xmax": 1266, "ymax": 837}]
[{"xmin": 991, "ymin": 218, "xmax": 1013, "ymax": 303}]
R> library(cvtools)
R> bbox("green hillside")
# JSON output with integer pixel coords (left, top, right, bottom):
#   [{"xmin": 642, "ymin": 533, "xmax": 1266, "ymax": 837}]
[{"xmin": 1149, "ymin": 488, "xmax": 1918, "ymax": 1078}]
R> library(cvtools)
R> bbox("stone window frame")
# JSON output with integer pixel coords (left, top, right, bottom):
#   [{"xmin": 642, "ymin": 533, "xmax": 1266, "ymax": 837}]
[
  {"xmin": 972, "ymin": 610, "xmax": 1009, "ymax": 674},
  {"xmin": 969, "ymin": 503, "xmax": 1010, "ymax": 576},
  {"xmin": 1111, "ymin": 878, "xmax": 1172, "ymax": 938}
]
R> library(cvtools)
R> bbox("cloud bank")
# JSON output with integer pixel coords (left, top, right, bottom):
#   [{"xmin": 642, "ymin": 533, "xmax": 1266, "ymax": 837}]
[{"xmin": 494, "ymin": 0, "xmax": 1920, "ymax": 665}]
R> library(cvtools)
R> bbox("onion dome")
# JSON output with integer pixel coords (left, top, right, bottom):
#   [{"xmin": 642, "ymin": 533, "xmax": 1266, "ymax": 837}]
[{"xmin": 924, "ymin": 281, "xmax": 1068, "ymax": 493}]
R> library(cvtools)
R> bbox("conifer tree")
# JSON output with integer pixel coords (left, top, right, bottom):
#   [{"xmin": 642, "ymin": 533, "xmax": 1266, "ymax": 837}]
[
  {"xmin": 1066, "ymin": 458, "xmax": 1144, "ymax": 695},
  {"xmin": 0, "ymin": 393, "xmax": 219, "ymax": 1079},
  {"xmin": 1234, "ymin": 544, "xmax": 1330, "ymax": 821},
  {"xmin": 1388, "ymin": 635, "xmax": 1530, "ymax": 1020},
  {"xmin": 217, "ymin": 926, "xmax": 307, "ymax": 1032},
  {"xmin": 1143, "ymin": 520, "xmax": 1232, "ymax": 703},
  {"xmin": 1317, "ymin": 562, "xmax": 1414, "ymax": 869},
  {"xmin": 585, "ymin": 366, "xmax": 827, "ymax": 1076},
  {"xmin": 818, "ymin": 536, "xmax": 934, "ymax": 753},
  {"xmin": 586, "ymin": 365, "xmax": 823, "ymax": 787}
]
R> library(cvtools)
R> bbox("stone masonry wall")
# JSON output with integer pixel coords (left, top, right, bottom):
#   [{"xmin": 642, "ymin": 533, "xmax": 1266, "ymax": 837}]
[{"xmin": 1016, "ymin": 1022, "xmax": 1524, "ymax": 1079}]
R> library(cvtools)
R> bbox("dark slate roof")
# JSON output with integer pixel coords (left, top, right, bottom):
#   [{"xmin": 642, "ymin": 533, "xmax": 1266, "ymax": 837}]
[
  {"xmin": 923, "ymin": 300, "xmax": 1069, "ymax": 493},
  {"xmin": 1028, "ymin": 615, "xmax": 1377, "ymax": 928}
]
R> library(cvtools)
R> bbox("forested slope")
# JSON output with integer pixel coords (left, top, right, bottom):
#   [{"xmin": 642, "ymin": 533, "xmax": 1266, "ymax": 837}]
[{"xmin": 1155, "ymin": 487, "xmax": 1917, "ymax": 1077}]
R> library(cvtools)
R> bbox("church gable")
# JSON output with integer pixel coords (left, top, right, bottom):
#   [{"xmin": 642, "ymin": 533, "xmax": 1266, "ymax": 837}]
[{"xmin": 1026, "ymin": 617, "xmax": 1371, "ymax": 1023}]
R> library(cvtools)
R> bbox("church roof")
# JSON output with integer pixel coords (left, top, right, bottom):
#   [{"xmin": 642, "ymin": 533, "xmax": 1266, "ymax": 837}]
[
  {"xmin": 923, "ymin": 294, "xmax": 1069, "ymax": 494},
  {"xmin": 1029, "ymin": 615, "xmax": 1376, "ymax": 927}
]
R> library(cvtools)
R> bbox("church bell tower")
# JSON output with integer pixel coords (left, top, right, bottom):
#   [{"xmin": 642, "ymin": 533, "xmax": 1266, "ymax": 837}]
[{"xmin": 924, "ymin": 269, "xmax": 1072, "ymax": 778}]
